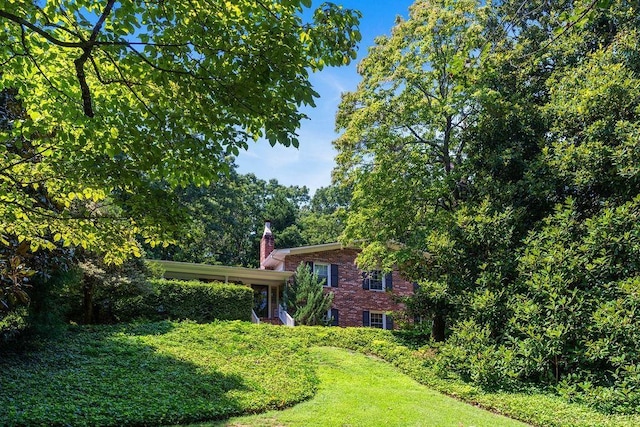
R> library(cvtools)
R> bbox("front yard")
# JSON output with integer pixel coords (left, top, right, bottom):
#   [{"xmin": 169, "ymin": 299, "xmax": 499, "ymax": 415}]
[
  {"xmin": 202, "ymin": 346, "xmax": 526, "ymax": 427},
  {"xmin": 2, "ymin": 321, "xmax": 639, "ymax": 426}
]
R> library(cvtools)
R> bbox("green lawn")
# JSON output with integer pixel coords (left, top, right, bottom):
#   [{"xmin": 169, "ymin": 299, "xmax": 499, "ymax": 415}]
[{"xmin": 198, "ymin": 347, "xmax": 527, "ymax": 427}]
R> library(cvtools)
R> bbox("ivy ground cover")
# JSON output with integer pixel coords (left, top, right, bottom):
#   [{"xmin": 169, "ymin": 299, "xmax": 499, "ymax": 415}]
[
  {"xmin": 4, "ymin": 321, "xmax": 639, "ymax": 426},
  {"xmin": 0, "ymin": 321, "xmax": 316, "ymax": 426}
]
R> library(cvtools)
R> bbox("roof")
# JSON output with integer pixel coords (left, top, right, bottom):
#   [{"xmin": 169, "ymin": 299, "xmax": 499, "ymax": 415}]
[
  {"xmin": 261, "ymin": 242, "xmax": 356, "ymax": 269},
  {"xmin": 149, "ymin": 260, "xmax": 293, "ymax": 286}
]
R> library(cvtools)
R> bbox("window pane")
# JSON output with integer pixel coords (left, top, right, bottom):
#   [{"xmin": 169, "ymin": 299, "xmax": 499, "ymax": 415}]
[
  {"xmin": 368, "ymin": 270, "xmax": 383, "ymax": 290},
  {"xmin": 314, "ymin": 264, "xmax": 329, "ymax": 286},
  {"xmin": 370, "ymin": 312, "xmax": 384, "ymax": 328}
]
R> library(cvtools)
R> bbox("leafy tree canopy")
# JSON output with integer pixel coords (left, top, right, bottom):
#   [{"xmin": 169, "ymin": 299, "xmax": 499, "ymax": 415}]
[
  {"xmin": 144, "ymin": 162, "xmax": 350, "ymax": 267},
  {"xmin": 0, "ymin": 0, "xmax": 361, "ymax": 264},
  {"xmin": 335, "ymin": 0, "xmax": 640, "ymax": 411},
  {"xmin": 335, "ymin": 0, "xmax": 490, "ymax": 340}
]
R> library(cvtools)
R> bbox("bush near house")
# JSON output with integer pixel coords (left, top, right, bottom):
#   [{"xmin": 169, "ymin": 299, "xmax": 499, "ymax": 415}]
[{"xmin": 113, "ymin": 279, "xmax": 253, "ymax": 323}]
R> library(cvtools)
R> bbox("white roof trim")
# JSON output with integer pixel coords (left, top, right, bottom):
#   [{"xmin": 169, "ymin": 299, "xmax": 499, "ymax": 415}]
[
  {"xmin": 148, "ymin": 260, "xmax": 293, "ymax": 285},
  {"xmin": 261, "ymin": 242, "xmax": 358, "ymax": 269}
]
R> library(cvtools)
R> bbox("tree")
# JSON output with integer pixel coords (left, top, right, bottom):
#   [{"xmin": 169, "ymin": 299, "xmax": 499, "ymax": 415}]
[
  {"xmin": 334, "ymin": 0, "xmax": 490, "ymax": 340},
  {"xmin": 490, "ymin": 1, "xmax": 640, "ymax": 402},
  {"xmin": 0, "ymin": 1, "xmax": 361, "ymax": 263},
  {"xmin": 0, "ymin": 1, "xmax": 361, "ymax": 314},
  {"xmin": 298, "ymin": 183, "xmax": 351, "ymax": 245},
  {"xmin": 144, "ymin": 164, "xmax": 316, "ymax": 267},
  {"xmin": 285, "ymin": 262, "xmax": 334, "ymax": 326}
]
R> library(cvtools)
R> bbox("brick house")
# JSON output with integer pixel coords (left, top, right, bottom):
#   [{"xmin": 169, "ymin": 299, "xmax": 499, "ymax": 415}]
[
  {"xmin": 154, "ymin": 221, "xmax": 414, "ymax": 329},
  {"xmin": 260, "ymin": 221, "xmax": 413, "ymax": 329}
]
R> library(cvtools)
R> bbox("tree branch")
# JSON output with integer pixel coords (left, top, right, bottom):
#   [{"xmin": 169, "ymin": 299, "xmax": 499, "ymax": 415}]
[
  {"xmin": 73, "ymin": 0, "xmax": 117, "ymax": 117},
  {"xmin": 19, "ymin": 24, "xmax": 76, "ymax": 105},
  {"xmin": 0, "ymin": 9, "xmax": 82, "ymax": 48}
]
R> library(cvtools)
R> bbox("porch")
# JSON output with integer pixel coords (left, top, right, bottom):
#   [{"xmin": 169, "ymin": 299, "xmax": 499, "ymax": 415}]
[
  {"xmin": 151, "ymin": 260, "xmax": 294, "ymax": 325},
  {"xmin": 250, "ymin": 283, "xmax": 294, "ymax": 326}
]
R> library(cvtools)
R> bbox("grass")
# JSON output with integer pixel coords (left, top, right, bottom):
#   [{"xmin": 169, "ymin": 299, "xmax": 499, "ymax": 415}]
[
  {"xmin": 287, "ymin": 326, "xmax": 640, "ymax": 427},
  {"xmin": 195, "ymin": 346, "xmax": 527, "ymax": 427}
]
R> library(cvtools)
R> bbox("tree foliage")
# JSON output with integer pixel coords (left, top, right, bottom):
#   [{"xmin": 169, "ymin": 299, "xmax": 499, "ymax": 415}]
[
  {"xmin": 0, "ymin": 0, "xmax": 361, "ymax": 263},
  {"xmin": 0, "ymin": 1, "xmax": 360, "ymax": 318},
  {"xmin": 144, "ymin": 163, "xmax": 348, "ymax": 267},
  {"xmin": 335, "ymin": 0, "xmax": 640, "ymax": 412},
  {"xmin": 335, "ymin": 0, "xmax": 491, "ymax": 340}
]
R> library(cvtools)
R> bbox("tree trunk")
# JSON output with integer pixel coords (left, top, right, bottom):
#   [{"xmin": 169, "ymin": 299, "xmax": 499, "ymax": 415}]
[
  {"xmin": 82, "ymin": 281, "xmax": 94, "ymax": 324},
  {"xmin": 432, "ymin": 313, "xmax": 446, "ymax": 342}
]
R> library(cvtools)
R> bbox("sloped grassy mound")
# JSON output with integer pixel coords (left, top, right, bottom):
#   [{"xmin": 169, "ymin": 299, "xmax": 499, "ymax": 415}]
[
  {"xmin": 0, "ymin": 321, "xmax": 316, "ymax": 427},
  {"xmin": 287, "ymin": 326, "xmax": 640, "ymax": 427}
]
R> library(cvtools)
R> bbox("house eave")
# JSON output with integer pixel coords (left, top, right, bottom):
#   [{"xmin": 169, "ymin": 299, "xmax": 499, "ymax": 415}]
[
  {"xmin": 261, "ymin": 242, "xmax": 358, "ymax": 269},
  {"xmin": 148, "ymin": 260, "xmax": 293, "ymax": 285}
]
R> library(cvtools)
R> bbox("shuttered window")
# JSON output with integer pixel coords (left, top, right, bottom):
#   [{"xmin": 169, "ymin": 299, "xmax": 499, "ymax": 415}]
[
  {"xmin": 364, "ymin": 311, "xmax": 394, "ymax": 330},
  {"xmin": 326, "ymin": 308, "xmax": 339, "ymax": 326},
  {"xmin": 313, "ymin": 262, "xmax": 339, "ymax": 287},
  {"xmin": 362, "ymin": 271, "xmax": 393, "ymax": 291},
  {"xmin": 314, "ymin": 263, "xmax": 329, "ymax": 286},
  {"xmin": 370, "ymin": 312, "xmax": 384, "ymax": 328}
]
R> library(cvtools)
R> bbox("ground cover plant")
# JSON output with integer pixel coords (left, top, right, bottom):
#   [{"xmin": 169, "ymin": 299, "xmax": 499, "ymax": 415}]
[
  {"xmin": 4, "ymin": 321, "xmax": 640, "ymax": 427},
  {"xmin": 0, "ymin": 321, "xmax": 316, "ymax": 426}
]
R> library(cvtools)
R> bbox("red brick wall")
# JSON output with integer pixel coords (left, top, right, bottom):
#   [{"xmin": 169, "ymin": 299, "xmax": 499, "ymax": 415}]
[{"xmin": 285, "ymin": 248, "xmax": 413, "ymax": 328}]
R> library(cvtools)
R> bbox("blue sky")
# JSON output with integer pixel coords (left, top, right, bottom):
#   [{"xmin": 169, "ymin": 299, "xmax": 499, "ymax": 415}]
[{"xmin": 236, "ymin": 0, "xmax": 415, "ymax": 194}]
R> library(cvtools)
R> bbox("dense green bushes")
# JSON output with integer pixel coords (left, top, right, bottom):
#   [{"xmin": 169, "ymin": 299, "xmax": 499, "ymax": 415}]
[
  {"xmin": 2, "ymin": 270, "xmax": 253, "ymax": 346},
  {"xmin": 427, "ymin": 198, "xmax": 640, "ymax": 415},
  {"xmin": 328, "ymin": 0, "xmax": 640, "ymax": 419},
  {"xmin": 114, "ymin": 279, "xmax": 253, "ymax": 323},
  {"xmin": 0, "ymin": 307, "xmax": 27, "ymax": 343}
]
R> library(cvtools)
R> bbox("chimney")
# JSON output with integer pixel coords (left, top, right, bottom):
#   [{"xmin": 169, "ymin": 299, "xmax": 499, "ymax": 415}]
[{"xmin": 259, "ymin": 220, "xmax": 275, "ymax": 268}]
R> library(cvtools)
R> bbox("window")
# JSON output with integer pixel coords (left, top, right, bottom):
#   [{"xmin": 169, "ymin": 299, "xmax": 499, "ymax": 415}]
[
  {"xmin": 307, "ymin": 262, "xmax": 338, "ymax": 288},
  {"xmin": 368, "ymin": 270, "xmax": 384, "ymax": 290},
  {"xmin": 369, "ymin": 312, "xmax": 384, "ymax": 328},
  {"xmin": 362, "ymin": 270, "xmax": 392, "ymax": 291},
  {"xmin": 314, "ymin": 263, "xmax": 330, "ymax": 287},
  {"xmin": 324, "ymin": 308, "xmax": 339, "ymax": 326},
  {"xmin": 363, "ymin": 310, "xmax": 393, "ymax": 330}
]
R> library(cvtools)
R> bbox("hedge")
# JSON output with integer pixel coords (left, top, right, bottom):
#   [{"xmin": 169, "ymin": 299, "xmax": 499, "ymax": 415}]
[{"xmin": 112, "ymin": 279, "xmax": 253, "ymax": 323}]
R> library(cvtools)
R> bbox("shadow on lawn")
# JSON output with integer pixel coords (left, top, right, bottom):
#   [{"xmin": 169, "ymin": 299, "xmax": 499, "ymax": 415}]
[{"xmin": 0, "ymin": 321, "xmax": 251, "ymax": 426}]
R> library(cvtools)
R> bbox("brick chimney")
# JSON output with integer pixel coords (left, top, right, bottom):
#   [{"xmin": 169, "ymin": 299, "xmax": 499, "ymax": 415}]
[{"xmin": 259, "ymin": 220, "xmax": 275, "ymax": 268}]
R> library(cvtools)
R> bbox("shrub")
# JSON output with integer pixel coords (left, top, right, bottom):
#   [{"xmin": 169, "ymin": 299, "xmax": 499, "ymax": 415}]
[
  {"xmin": 435, "ymin": 320, "xmax": 519, "ymax": 390},
  {"xmin": 113, "ymin": 279, "xmax": 253, "ymax": 323},
  {"xmin": 285, "ymin": 263, "xmax": 334, "ymax": 326},
  {"xmin": 64, "ymin": 258, "xmax": 159, "ymax": 324},
  {"xmin": 27, "ymin": 267, "xmax": 82, "ymax": 336},
  {"xmin": 0, "ymin": 307, "xmax": 27, "ymax": 345}
]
